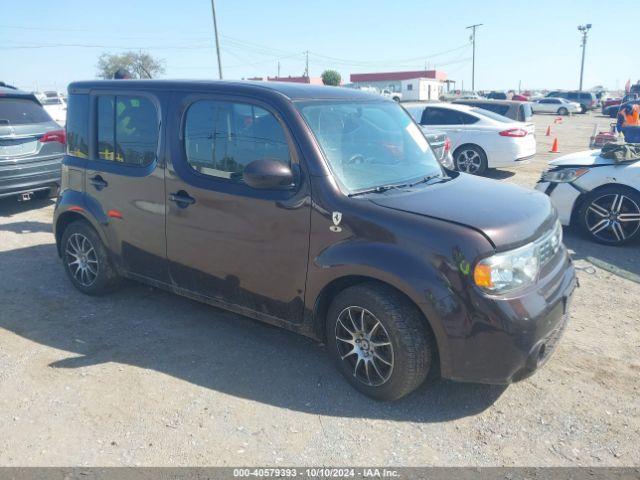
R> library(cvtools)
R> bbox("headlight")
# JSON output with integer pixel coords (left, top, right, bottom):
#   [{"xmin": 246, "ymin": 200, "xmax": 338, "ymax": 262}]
[
  {"xmin": 541, "ymin": 167, "xmax": 589, "ymax": 183},
  {"xmin": 474, "ymin": 221, "xmax": 563, "ymax": 294}
]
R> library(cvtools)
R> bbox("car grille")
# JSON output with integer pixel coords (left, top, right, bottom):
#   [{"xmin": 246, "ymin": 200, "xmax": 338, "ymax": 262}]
[{"xmin": 536, "ymin": 220, "xmax": 563, "ymax": 267}]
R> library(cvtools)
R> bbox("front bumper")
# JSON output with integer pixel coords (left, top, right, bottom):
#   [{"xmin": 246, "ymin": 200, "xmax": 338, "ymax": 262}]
[
  {"xmin": 0, "ymin": 157, "xmax": 62, "ymax": 198},
  {"xmin": 441, "ymin": 249, "xmax": 577, "ymax": 384},
  {"xmin": 535, "ymin": 181, "xmax": 581, "ymax": 226}
]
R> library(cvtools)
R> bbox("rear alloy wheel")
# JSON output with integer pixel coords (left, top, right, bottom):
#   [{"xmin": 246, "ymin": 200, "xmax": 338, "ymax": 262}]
[
  {"xmin": 61, "ymin": 221, "xmax": 120, "ymax": 294},
  {"xmin": 454, "ymin": 145, "xmax": 487, "ymax": 175},
  {"xmin": 326, "ymin": 283, "xmax": 434, "ymax": 401},
  {"xmin": 580, "ymin": 187, "xmax": 640, "ymax": 245},
  {"xmin": 558, "ymin": 107, "xmax": 569, "ymax": 116}
]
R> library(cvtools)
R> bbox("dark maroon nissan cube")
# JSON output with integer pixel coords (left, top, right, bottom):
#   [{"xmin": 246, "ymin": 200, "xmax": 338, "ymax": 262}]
[{"xmin": 53, "ymin": 80, "xmax": 577, "ymax": 401}]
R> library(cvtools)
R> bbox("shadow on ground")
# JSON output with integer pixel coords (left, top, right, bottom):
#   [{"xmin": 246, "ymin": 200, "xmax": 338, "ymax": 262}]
[
  {"xmin": 0, "ymin": 196, "xmax": 54, "ymax": 216},
  {"xmin": 563, "ymin": 226, "xmax": 640, "ymax": 283},
  {"xmin": 482, "ymin": 169, "xmax": 516, "ymax": 180},
  {"xmin": 0, "ymin": 243, "xmax": 506, "ymax": 423}
]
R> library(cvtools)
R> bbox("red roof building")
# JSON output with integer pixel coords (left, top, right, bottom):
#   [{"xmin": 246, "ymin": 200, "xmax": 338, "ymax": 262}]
[{"xmin": 350, "ymin": 70, "xmax": 447, "ymax": 83}]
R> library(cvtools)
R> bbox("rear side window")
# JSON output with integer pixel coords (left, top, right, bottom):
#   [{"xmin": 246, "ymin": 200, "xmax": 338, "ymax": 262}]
[
  {"xmin": 477, "ymin": 104, "xmax": 509, "ymax": 116},
  {"xmin": 66, "ymin": 94, "xmax": 89, "ymax": 159},
  {"xmin": 96, "ymin": 95, "xmax": 158, "ymax": 166},
  {"xmin": 0, "ymin": 98, "xmax": 52, "ymax": 126},
  {"xmin": 184, "ymin": 100, "xmax": 290, "ymax": 181},
  {"xmin": 520, "ymin": 103, "xmax": 533, "ymax": 120}
]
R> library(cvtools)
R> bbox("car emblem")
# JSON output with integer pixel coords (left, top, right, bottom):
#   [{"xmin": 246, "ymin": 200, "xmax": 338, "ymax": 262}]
[{"xmin": 330, "ymin": 211, "xmax": 342, "ymax": 233}]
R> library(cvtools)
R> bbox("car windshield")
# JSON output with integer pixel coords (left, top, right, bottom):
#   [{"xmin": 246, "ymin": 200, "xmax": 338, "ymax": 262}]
[
  {"xmin": 470, "ymin": 107, "xmax": 513, "ymax": 123},
  {"xmin": 297, "ymin": 100, "xmax": 443, "ymax": 193}
]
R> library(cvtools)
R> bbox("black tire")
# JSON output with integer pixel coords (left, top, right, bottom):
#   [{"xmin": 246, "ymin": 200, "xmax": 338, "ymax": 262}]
[
  {"xmin": 577, "ymin": 185, "xmax": 640, "ymax": 246},
  {"xmin": 61, "ymin": 220, "xmax": 120, "ymax": 294},
  {"xmin": 326, "ymin": 282, "xmax": 435, "ymax": 401},
  {"xmin": 453, "ymin": 144, "xmax": 488, "ymax": 175},
  {"xmin": 558, "ymin": 107, "xmax": 569, "ymax": 116},
  {"xmin": 579, "ymin": 104, "xmax": 587, "ymax": 114}
]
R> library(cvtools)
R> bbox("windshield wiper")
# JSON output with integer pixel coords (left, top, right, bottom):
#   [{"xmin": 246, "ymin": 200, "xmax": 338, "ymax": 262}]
[
  {"xmin": 407, "ymin": 173, "xmax": 447, "ymax": 187},
  {"xmin": 348, "ymin": 182, "xmax": 411, "ymax": 197}
]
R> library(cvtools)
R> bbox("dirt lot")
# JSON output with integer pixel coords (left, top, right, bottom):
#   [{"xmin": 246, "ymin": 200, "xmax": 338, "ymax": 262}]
[{"xmin": 0, "ymin": 111, "xmax": 638, "ymax": 466}]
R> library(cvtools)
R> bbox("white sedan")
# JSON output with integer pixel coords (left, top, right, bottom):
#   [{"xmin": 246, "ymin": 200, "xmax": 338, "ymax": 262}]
[
  {"xmin": 404, "ymin": 102, "xmax": 536, "ymax": 175},
  {"xmin": 536, "ymin": 149, "xmax": 640, "ymax": 245},
  {"xmin": 532, "ymin": 98, "xmax": 581, "ymax": 116}
]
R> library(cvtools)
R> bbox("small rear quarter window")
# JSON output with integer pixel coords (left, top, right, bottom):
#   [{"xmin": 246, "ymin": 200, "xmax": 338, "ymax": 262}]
[{"xmin": 66, "ymin": 94, "xmax": 89, "ymax": 159}]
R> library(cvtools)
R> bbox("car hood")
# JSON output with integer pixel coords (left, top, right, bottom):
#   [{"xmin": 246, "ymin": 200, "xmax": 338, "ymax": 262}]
[
  {"xmin": 370, "ymin": 173, "xmax": 556, "ymax": 250},
  {"xmin": 549, "ymin": 149, "xmax": 614, "ymax": 167}
]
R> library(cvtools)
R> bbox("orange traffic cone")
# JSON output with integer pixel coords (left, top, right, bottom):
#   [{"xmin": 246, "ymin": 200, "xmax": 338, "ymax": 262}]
[
  {"xmin": 545, "ymin": 125, "xmax": 551, "ymax": 136},
  {"xmin": 550, "ymin": 137, "xmax": 559, "ymax": 153}
]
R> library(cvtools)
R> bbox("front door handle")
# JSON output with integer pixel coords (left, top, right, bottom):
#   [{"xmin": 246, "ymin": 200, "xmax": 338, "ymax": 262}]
[
  {"xmin": 90, "ymin": 175, "xmax": 108, "ymax": 190},
  {"xmin": 169, "ymin": 190, "xmax": 196, "ymax": 208}
]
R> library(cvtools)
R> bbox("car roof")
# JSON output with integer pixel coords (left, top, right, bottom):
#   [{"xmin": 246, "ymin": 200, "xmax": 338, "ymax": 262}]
[
  {"xmin": 68, "ymin": 79, "xmax": 382, "ymax": 102},
  {"xmin": 453, "ymin": 99, "xmax": 522, "ymax": 106},
  {"xmin": 0, "ymin": 86, "xmax": 36, "ymax": 98},
  {"xmin": 403, "ymin": 101, "xmax": 474, "ymax": 112}
]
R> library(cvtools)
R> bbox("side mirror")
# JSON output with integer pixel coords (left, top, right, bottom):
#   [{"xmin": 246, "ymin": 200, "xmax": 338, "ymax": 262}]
[{"xmin": 243, "ymin": 159, "xmax": 294, "ymax": 189}]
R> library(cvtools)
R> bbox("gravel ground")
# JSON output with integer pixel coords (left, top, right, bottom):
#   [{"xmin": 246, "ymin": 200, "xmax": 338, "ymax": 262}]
[{"xmin": 0, "ymin": 111, "xmax": 638, "ymax": 466}]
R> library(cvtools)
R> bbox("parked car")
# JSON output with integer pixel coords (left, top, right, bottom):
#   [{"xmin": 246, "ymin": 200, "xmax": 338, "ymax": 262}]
[
  {"xmin": 511, "ymin": 94, "xmax": 529, "ymax": 102},
  {"xmin": 0, "ymin": 86, "xmax": 65, "ymax": 200},
  {"xmin": 423, "ymin": 130, "xmax": 454, "ymax": 169},
  {"xmin": 532, "ymin": 98, "xmax": 581, "ymax": 116},
  {"xmin": 35, "ymin": 91, "xmax": 67, "ymax": 126},
  {"xmin": 452, "ymin": 99, "xmax": 533, "ymax": 122},
  {"xmin": 53, "ymin": 80, "xmax": 576, "ymax": 401},
  {"xmin": 536, "ymin": 148, "xmax": 640, "ymax": 245},
  {"xmin": 381, "ymin": 89, "xmax": 402, "ymax": 102},
  {"xmin": 486, "ymin": 91, "xmax": 508, "ymax": 100},
  {"xmin": 602, "ymin": 97, "xmax": 622, "ymax": 117},
  {"xmin": 404, "ymin": 102, "xmax": 536, "ymax": 175},
  {"xmin": 546, "ymin": 91, "xmax": 597, "ymax": 113}
]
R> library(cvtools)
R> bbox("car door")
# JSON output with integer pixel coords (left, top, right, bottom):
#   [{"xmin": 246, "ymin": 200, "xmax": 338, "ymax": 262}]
[
  {"xmin": 537, "ymin": 99, "xmax": 554, "ymax": 113},
  {"xmin": 84, "ymin": 91, "xmax": 168, "ymax": 282},
  {"xmin": 418, "ymin": 107, "xmax": 466, "ymax": 150},
  {"xmin": 164, "ymin": 94, "xmax": 310, "ymax": 324}
]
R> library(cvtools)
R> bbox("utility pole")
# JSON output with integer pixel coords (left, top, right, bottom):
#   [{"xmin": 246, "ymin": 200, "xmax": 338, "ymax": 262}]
[
  {"xmin": 466, "ymin": 23, "xmax": 482, "ymax": 92},
  {"xmin": 304, "ymin": 50, "xmax": 309, "ymax": 78},
  {"xmin": 210, "ymin": 0, "xmax": 223, "ymax": 79},
  {"xmin": 578, "ymin": 24, "xmax": 592, "ymax": 91},
  {"xmin": 277, "ymin": 61, "xmax": 281, "ymax": 78}
]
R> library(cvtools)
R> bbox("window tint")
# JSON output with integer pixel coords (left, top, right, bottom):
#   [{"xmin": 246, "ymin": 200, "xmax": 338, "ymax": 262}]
[
  {"xmin": 476, "ymin": 104, "xmax": 509, "ymax": 116},
  {"xmin": 567, "ymin": 92, "xmax": 578, "ymax": 100},
  {"xmin": 470, "ymin": 108, "xmax": 511, "ymax": 123},
  {"xmin": 0, "ymin": 98, "xmax": 52, "ymax": 125},
  {"xmin": 95, "ymin": 95, "xmax": 158, "ymax": 166},
  {"xmin": 184, "ymin": 100, "xmax": 290, "ymax": 181},
  {"xmin": 66, "ymin": 94, "xmax": 89, "ymax": 159},
  {"xmin": 420, "ymin": 108, "xmax": 463, "ymax": 125},
  {"xmin": 97, "ymin": 96, "xmax": 115, "ymax": 161}
]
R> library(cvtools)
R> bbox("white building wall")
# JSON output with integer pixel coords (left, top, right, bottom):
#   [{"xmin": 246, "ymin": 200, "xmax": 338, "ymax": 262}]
[{"xmin": 400, "ymin": 78, "xmax": 443, "ymax": 101}]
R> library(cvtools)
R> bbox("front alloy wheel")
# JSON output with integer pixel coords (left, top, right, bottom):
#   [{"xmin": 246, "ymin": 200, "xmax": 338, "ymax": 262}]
[
  {"xmin": 583, "ymin": 189, "xmax": 640, "ymax": 245},
  {"xmin": 335, "ymin": 306, "xmax": 394, "ymax": 387}
]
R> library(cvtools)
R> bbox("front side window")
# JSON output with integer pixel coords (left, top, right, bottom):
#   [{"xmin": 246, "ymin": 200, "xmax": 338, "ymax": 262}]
[
  {"xmin": 297, "ymin": 100, "xmax": 442, "ymax": 192},
  {"xmin": 421, "ymin": 108, "xmax": 463, "ymax": 125},
  {"xmin": 96, "ymin": 95, "xmax": 158, "ymax": 166},
  {"xmin": 184, "ymin": 100, "xmax": 290, "ymax": 181}
]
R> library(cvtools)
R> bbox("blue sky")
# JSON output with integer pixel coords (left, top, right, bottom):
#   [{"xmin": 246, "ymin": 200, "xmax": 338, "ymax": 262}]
[{"xmin": 1, "ymin": 0, "xmax": 638, "ymax": 92}]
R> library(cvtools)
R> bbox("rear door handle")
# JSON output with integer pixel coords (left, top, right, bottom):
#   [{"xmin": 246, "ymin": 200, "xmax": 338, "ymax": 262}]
[
  {"xmin": 169, "ymin": 190, "xmax": 196, "ymax": 208},
  {"xmin": 89, "ymin": 175, "xmax": 108, "ymax": 190}
]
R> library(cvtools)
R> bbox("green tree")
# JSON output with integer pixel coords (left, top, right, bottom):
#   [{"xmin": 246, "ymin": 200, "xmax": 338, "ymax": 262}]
[
  {"xmin": 321, "ymin": 69, "xmax": 342, "ymax": 86},
  {"xmin": 97, "ymin": 51, "xmax": 165, "ymax": 79}
]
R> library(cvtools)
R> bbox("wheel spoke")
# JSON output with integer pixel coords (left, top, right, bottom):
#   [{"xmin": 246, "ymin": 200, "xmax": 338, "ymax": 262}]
[
  {"xmin": 588, "ymin": 204, "xmax": 608, "ymax": 217},
  {"xmin": 347, "ymin": 308, "xmax": 359, "ymax": 333},
  {"xmin": 589, "ymin": 218, "xmax": 609, "ymax": 234},
  {"xmin": 353, "ymin": 356, "xmax": 363, "ymax": 377},
  {"xmin": 363, "ymin": 359, "xmax": 372, "ymax": 385},
  {"xmin": 373, "ymin": 351, "xmax": 392, "ymax": 366},
  {"xmin": 337, "ymin": 317, "xmax": 355, "ymax": 336},
  {"xmin": 612, "ymin": 222, "xmax": 625, "ymax": 241},
  {"xmin": 367, "ymin": 320, "xmax": 381, "ymax": 337},
  {"xmin": 611, "ymin": 194, "xmax": 623, "ymax": 213},
  {"xmin": 370, "ymin": 357, "xmax": 385, "ymax": 379},
  {"xmin": 619, "ymin": 213, "xmax": 640, "ymax": 222},
  {"xmin": 370, "ymin": 340, "xmax": 391, "ymax": 348},
  {"xmin": 340, "ymin": 347, "xmax": 357, "ymax": 360}
]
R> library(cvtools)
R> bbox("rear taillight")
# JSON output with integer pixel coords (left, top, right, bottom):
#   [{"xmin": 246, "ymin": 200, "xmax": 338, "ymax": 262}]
[
  {"xmin": 499, "ymin": 128, "xmax": 528, "ymax": 137},
  {"xmin": 444, "ymin": 137, "xmax": 451, "ymax": 152},
  {"xmin": 40, "ymin": 129, "xmax": 66, "ymax": 144}
]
